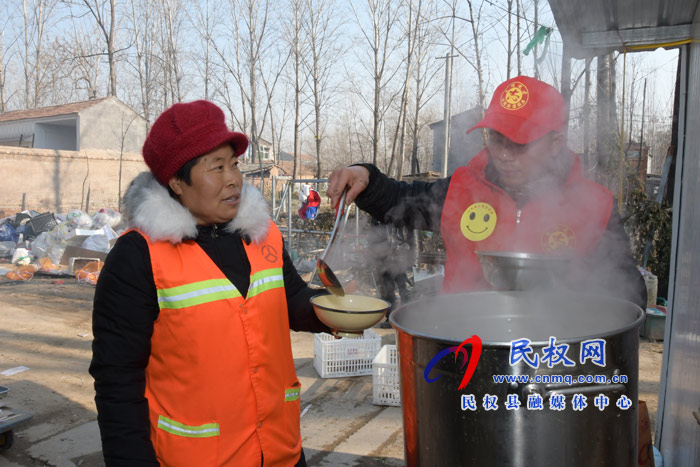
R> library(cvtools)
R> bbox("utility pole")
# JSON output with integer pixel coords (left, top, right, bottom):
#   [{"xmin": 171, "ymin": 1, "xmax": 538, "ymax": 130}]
[
  {"xmin": 438, "ymin": 7, "xmax": 457, "ymax": 178},
  {"xmin": 438, "ymin": 52, "xmax": 456, "ymax": 177},
  {"xmin": 639, "ymin": 78, "xmax": 647, "ymax": 178}
]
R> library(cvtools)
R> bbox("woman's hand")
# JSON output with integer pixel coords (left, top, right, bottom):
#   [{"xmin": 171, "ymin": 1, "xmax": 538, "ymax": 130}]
[{"xmin": 327, "ymin": 166, "xmax": 370, "ymax": 207}]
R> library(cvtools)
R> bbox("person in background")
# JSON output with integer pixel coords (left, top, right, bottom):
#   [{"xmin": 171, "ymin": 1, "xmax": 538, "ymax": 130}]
[
  {"xmin": 367, "ymin": 216, "xmax": 413, "ymax": 327},
  {"xmin": 90, "ymin": 100, "xmax": 329, "ymax": 467},
  {"xmin": 327, "ymin": 76, "xmax": 646, "ymax": 308}
]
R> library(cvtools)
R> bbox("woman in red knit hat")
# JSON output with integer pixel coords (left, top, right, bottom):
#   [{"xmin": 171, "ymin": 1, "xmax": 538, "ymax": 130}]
[{"xmin": 90, "ymin": 100, "xmax": 328, "ymax": 467}]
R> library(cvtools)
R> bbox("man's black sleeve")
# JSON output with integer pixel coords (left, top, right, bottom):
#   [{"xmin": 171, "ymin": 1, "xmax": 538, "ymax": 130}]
[
  {"xmin": 89, "ymin": 231, "xmax": 159, "ymax": 466},
  {"xmin": 282, "ymin": 245, "xmax": 331, "ymax": 333},
  {"xmin": 352, "ymin": 163, "xmax": 450, "ymax": 232},
  {"xmin": 579, "ymin": 208, "xmax": 647, "ymax": 310}
]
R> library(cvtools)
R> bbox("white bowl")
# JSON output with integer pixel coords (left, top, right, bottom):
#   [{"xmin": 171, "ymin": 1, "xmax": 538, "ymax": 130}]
[{"xmin": 310, "ymin": 294, "xmax": 390, "ymax": 337}]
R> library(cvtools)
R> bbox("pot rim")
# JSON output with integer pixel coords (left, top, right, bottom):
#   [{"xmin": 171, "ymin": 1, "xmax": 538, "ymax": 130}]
[{"xmin": 388, "ymin": 290, "xmax": 645, "ymax": 347}]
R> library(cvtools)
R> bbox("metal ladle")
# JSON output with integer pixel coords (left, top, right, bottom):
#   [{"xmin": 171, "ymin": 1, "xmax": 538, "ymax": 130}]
[{"xmin": 316, "ymin": 190, "xmax": 347, "ymax": 296}]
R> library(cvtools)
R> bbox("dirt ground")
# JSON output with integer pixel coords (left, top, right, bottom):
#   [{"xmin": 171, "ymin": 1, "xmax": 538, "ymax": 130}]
[{"xmin": 0, "ymin": 275, "xmax": 665, "ymax": 466}]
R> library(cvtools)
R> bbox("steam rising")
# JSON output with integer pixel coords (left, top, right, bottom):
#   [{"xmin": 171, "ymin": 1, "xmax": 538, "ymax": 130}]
[{"xmin": 324, "ymin": 126, "xmax": 647, "ymax": 315}]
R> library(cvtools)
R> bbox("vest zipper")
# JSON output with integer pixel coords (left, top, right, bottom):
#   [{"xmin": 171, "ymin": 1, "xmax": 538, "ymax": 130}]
[{"xmin": 516, "ymin": 209, "xmax": 522, "ymax": 224}]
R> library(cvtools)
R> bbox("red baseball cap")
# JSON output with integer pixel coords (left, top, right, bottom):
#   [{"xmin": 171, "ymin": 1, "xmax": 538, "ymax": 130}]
[{"xmin": 468, "ymin": 76, "xmax": 566, "ymax": 144}]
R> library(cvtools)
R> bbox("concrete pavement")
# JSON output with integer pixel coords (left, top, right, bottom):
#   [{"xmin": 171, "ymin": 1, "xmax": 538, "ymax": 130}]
[{"xmin": 0, "ymin": 311, "xmax": 404, "ymax": 467}]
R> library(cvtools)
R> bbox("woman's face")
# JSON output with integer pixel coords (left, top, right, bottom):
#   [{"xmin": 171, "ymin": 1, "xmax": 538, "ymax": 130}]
[{"xmin": 168, "ymin": 144, "xmax": 243, "ymax": 225}]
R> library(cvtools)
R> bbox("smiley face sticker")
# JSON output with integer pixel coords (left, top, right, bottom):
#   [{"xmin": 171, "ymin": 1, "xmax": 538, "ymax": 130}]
[{"xmin": 460, "ymin": 203, "xmax": 497, "ymax": 241}]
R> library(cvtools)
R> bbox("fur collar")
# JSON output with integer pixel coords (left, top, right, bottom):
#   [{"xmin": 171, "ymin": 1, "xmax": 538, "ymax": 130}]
[{"xmin": 123, "ymin": 172, "xmax": 271, "ymax": 244}]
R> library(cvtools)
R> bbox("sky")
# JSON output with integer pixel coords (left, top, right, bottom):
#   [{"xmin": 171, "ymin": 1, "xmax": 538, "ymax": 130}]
[{"xmin": 0, "ymin": 0, "xmax": 681, "ymax": 164}]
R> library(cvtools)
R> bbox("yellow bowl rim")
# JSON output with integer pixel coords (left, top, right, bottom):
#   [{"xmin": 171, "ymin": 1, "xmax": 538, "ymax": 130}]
[{"xmin": 310, "ymin": 293, "xmax": 391, "ymax": 314}]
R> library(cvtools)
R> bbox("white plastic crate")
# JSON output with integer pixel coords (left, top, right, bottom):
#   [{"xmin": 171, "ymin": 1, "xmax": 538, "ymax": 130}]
[
  {"xmin": 313, "ymin": 330, "xmax": 381, "ymax": 378},
  {"xmin": 372, "ymin": 344, "xmax": 401, "ymax": 406}
]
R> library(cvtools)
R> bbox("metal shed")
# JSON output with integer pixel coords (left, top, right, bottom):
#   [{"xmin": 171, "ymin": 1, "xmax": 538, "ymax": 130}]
[{"xmin": 548, "ymin": 1, "xmax": 700, "ymax": 465}]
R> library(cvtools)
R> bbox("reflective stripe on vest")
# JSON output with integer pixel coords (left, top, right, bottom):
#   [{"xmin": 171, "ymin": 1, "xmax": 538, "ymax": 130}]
[
  {"xmin": 157, "ymin": 415, "xmax": 220, "ymax": 438},
  {"xmin": 156, "ymin": 278, "xmax": 242, "ymax": 309},
  {"xmin": 248, "ymin": 268, "xmax": 284, "ymax": 298},
  {"xmin": 285, "ymin": 387, "xmax": 300, "ymax": 402}
]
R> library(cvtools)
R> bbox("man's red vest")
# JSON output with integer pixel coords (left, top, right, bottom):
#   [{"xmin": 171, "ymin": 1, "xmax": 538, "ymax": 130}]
[
  {"xmin": 140, "ymin": 221, "xmax": 301, "ymax": 466},
  {"xmin": 440, "ymin": 150, "xmax": 613, "ymax": 293}
]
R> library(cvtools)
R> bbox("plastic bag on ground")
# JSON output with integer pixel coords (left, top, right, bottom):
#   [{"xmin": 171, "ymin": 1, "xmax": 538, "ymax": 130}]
[
  {"xmin": 30, "ymin": 228, "xmax": 66, "ymax": 265},
  {"xmin": 38, "ymin": 257, "xmax": 69, "ymax": 275},
  {"xmin": 75, "ymin": 260, "xmax": 103, "ymax": 285},
  {"xmin": 64, "ymin": 210, "xmax": 94, "ymax": 229},
  {"xmin": 0, "ymin": 222, "xmax": 19, "ymax": 243},
  {"xmin": 5, "ymin": 264, "xmax": 37, "ymax": 281},
  {"xmin": 0, "ymin": 241, "xmax": 16, "ymax": 258},
  {"xmin": 92, "ymin": 209, "xmax": 122, "ymax": 229},
  {"xmin": 81, "ymin": 225, "xmax": 117, "ymax": 253},
  {"xmin": 12, "ymin": 248, "xmax": 32, "ymax": 265}
]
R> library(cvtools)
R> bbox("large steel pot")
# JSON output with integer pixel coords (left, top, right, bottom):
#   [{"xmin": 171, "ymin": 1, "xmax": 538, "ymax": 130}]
[{"xmin": 389, "ymin": 291, "xmax": 644, "ymax": 467}]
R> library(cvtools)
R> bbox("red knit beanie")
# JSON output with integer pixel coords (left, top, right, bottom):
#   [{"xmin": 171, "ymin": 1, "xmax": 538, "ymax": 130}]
[
  {"xmin": 468, "ymin": 76, "xmax": 566, "ymax": 144},
  {"xmin": 142, "ymin": 100, "xmax": 249, "ymax": 185}
]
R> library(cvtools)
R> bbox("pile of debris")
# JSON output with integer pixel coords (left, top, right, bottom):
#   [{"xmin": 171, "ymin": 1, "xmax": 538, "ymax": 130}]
[{"xmin": 0, "ymin": 208, "xmax": 123, "ymax": 285}]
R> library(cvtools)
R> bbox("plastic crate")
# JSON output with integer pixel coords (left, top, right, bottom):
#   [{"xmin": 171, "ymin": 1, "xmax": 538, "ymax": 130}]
[
  {"xmin": 372, "ymin": 345, "xmax": 401, "ymax": 406},
  {"xmin": 313, "ymin": 330, "xmax": 381, "ymax": 378},
  {"xmin": 25, "ymin": 212, "xmax": 58, "ymax": 238}
]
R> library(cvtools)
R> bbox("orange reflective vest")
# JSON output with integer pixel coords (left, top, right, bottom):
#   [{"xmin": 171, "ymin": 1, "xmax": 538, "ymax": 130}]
[
  {"xmin": 140, "ymin": 221, "xmax": 301, "ymax": 466},
  {"xmin": 440, "ymin": 150, "xmax": 613, "ymax": 293}
]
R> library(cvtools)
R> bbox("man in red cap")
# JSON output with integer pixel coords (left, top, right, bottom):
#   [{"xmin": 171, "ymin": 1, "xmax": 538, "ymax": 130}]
[{"xmin": 328, "ymin": 76, "xmax": 645, "ymax": 306}]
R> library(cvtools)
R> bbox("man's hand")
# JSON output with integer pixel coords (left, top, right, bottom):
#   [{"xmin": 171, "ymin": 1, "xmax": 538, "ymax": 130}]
[{"xmin": 327, "ymin": 166, "xmax": 370, "ymax": 207}]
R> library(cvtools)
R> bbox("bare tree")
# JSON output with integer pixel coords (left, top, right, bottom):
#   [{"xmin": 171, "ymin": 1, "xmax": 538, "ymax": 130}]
[
  {"xmin": 159, "ymin": 0, "xmax": 186, "ymax": 103},
  {"xmin": 506, "ymin": 0, "xmax": 513, "ymax": 79},
  {"xmin": 351, "ymin": 0, "xmax": 402, "ymax": 168},
  {"xmin": 516, "ymin": 0, "xmax": 522, "ymax": 75},
  {"xmin": 69, "ymin": 0, "xmax": 118, "ymax": 96},
  {"xmin": 408, "ymin": 0, "xmax": 440, "ymax": 174},
  {"xmin": 283, "ymin": 0, "xmax": 308, "ymax": 180},
  {"xmin": 450, "ymin": 0, "xmax": 486, "ymax": 145},
  {"xmin": 258, "ymin": 34, "xmax": 290, "ymax": 170},
  {"xmin": 582, "ymin": 57, "xmax": 592, "ymax": 171},
  {"xmin": 125, "ymin": 0, "xmax": 161, "ymax": 126},
  {"xmin": 302, "ymin": 0, "xmax": 340, "ymax": 178},
  {"xmin": 61, "ymin": 19, "xmax": 103, "ymax": 100},
  {"xmin": 596, "ymin": 52, "xmax": 619, "ymax": 187},
  {"xmin": 261, "ymin": 65, "xmax": 291, "ymax": 166},
  {"xmin": 117, "ymin": 113, "xmax": 136, "ymax": 210},
  {"xmin": 20, "ymin": 0, "xmax": 59, "ymax": 108},
  {"xmin": 0, "ymin": 30, "xmax": 11, "ymax": 112},
  {"xmin": 387, "ymin": 0, "xmax": 419, "ymax": 180},
  {"xmin": 532, "ymin": 0, "xmax": 539, "ymax": 78},
  {"xmin": 126, "ymin": 0, "xmax": 153, "ymax": 123},
  {"xmin": 187, "ymin": 0, "xmax": 220, "ymax": 100},
  {"xmin": 211, "ymin": 0, "xmax": 273, "ymax": 186}
]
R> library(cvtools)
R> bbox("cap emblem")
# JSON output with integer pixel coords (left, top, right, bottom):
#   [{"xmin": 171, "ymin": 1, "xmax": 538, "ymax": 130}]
[{"xmin": 500, "ymin": 81, "xmax": 529, "ymax": 110}]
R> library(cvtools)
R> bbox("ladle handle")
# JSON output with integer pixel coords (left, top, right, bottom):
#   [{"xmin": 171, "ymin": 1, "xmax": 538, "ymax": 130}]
[{"xmin": 321, "ymin": 189, "xmax": 347, "ymax": 261}]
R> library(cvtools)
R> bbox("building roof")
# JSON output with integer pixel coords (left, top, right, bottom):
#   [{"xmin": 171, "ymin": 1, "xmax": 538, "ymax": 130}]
[
  {"xmin": 279, "ymin": 150, "xmax": 316, "ymax": 163},
  {"xmin": 549, "ymin": 0, "xmax": 700, "ymax": 58},
  {"xmin": 240, "ymin": 162, "xmax": 277, "ymax": 176},
  {"xmin": 429, "ymin": 107, "xmax": 482, "ymax": 128},
  {"xmin": 0, "ymin": 97, "xmax": 112, "ymax": 123}
]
